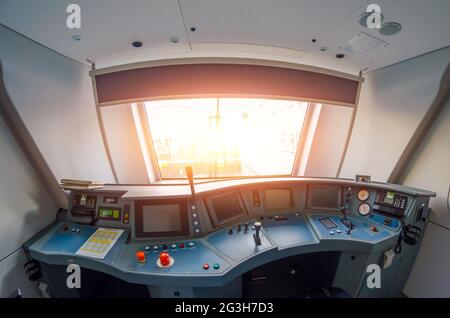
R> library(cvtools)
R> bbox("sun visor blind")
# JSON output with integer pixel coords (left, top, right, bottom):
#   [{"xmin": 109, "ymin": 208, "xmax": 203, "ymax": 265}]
[{"xmin": 95, "ymin": 64, "xmax": 360, "ymax": 106}]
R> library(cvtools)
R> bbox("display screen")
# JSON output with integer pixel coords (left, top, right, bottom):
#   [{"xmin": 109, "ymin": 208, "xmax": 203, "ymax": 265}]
[
  {"xmin": 264, "ymin": 189, "xmax": 293, "ymax": 210},
  {"xmin": 98, "ymin": 207, "xmax": 121, "ymax": 220},
  {"xmin": 209, "ymin": 191, "xmax": 247, "ymax": 226},
  {"xmin": 384, "ymin": 192, "xmax": 395, "ymax": 205},
  {"xmin": 307, "ymin": 185, "xmax": 342, "ymax": 211},
  {"xmin": 142, "ymin": 204, "xmax": 181, "ymax": 233},
  {"xmin": 135, "ymin": 199, "xmax": 189, "ymax": 237}
]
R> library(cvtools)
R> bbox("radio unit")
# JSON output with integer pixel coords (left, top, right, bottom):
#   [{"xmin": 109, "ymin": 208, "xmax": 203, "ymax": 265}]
[
  {"xmin": 71, "ymin": 194, "xmax": 97, "ymax": 217},
  {"xmin": 373, "ymin": 190, "xmax": 407, "ymax": 218}
]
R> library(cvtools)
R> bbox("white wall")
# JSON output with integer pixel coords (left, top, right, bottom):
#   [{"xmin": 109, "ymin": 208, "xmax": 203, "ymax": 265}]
[
  {"xmin": 0, "ymin": 112, "xmax": 56, "ymax": 297},
  {"xmin": 0, "ymin": 25, "xmax": 114, "ymax": 183},
  {"xmin": 101, "ymin": 104, "xmax": 149, "ymax": 184},
  {"xmin": 340, "ymin": 46, "xmax": 450, "ymax": 182},
  {"xmin": 304, "ymin": 104, "xmax": 353, "ymax": 177},
  {"xmin": 402, "ymin": 100, "xmax": 450, "ymax": 297},
  {"xmin": 0, "ymin": 24, "xmax": 115, "ymax": 298}
]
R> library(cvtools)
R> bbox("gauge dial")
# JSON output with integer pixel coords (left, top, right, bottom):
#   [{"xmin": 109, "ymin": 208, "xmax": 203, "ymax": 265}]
[
  {"xmin": 358, "ymin": 203, "xmax": 371, "ymax": 216},
  {"xmin": 357, "ymin": 189, "xmax": 370, "ymax": 201}
]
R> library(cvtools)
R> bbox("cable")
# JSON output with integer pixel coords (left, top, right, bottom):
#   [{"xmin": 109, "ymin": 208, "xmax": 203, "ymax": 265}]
[{"xmin": 446, "ymin": 184, "xmax": 450, "ymax": 215}]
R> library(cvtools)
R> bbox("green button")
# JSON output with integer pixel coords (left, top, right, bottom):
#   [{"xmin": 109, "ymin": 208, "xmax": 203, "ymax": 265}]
[{"xmin": 213, "ymin": 263, "xmax": 220, "ymax": 270}]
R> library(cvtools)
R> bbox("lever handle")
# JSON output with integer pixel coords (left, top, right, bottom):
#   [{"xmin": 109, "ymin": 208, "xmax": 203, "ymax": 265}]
[{"xmin": 253, "ymin": 221, "xmax": 262, "ymax": 246}]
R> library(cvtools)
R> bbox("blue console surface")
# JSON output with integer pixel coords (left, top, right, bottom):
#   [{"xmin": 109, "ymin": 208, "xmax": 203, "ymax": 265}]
[
  {"xmin": 42, "ymin": 224, "xmax": 97, "ymax": 254},
  {"xmin": 126, "ymin": 240, "xmax": 231, "ymax": 275},
  {"xmin": 206, "ymin": 225, "xmax": 274, "ymax": 262},
  {"xmin": 262, "ymin": 215, "xmax": 317, "ymax": 249},
  {"xmin": 40, "ymin": 223, "xmax": 128, "ymax": 265},
  {"xmin": 308, "ymin": 214, "xmax": 396, "ymax": 244},
  {"xmin": 28, "ymin": 212, "xmax": 400, "ymax": 287}
]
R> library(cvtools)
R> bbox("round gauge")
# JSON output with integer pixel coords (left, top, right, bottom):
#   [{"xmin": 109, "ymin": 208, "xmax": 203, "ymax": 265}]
[
  {"xmin": 357, "ymin": 189, "xmax": 370, "ymax": 201},
  {"xmin": 358, "ymin": 203, "xmax": 371, "ymax": 216}
]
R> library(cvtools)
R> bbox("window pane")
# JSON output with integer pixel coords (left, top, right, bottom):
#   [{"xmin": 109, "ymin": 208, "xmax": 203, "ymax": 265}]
[
  {"xmin": 218, "ymin": 99, "xmax": 307, "ymax": 176},
  {"xmin": 145, "ymin": 98, "xmax": 307, "ymax": 178}
]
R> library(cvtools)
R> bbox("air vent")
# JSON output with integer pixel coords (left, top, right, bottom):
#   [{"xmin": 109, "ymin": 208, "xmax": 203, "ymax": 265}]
[{"xmin": 379, "ymin": 22, "xmax": 402, "ymax": 36}]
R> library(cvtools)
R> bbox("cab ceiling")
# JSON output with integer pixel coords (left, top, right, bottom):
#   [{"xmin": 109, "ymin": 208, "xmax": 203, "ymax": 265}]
[{"xmin": 0, "ymin": 0, "xmax": 449, "ymax": 74}]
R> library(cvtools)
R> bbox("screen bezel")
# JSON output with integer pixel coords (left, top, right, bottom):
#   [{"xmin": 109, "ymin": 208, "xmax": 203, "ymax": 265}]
[
  {"xmin": 205, "ymin": 190, "xmax": 248, "ymax": 228},
  {"xmin": 135, "ymin": 198, "xmax": 189, "ymax": 238},
  {"xmin": 306, "ymin": 184, "xmax": 343, "ymax": 212}
]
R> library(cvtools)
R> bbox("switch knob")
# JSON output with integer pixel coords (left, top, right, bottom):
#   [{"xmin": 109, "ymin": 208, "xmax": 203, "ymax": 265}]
[
  {"xmin": 136, "ymin": 251, "xmax": 146, "ymax": 263},
  {"xmin": 159, "ymin": 252, "xmax": 171, "ymax": 267}
]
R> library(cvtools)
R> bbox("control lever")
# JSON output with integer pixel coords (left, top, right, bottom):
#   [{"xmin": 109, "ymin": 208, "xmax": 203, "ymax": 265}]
[
  {"xmin": 244, "ymin": 223, "xmax": 249, "ymax": 233},
  {"xmin": 253, "ymin": 222, "xmax": 262, "ymax": 246},
  {"xmin": 339, "ymin": 206, "xmax": 354, "ymax": 234},
  {"xmin": 185, "ymin": 166, "xmax": 196, "ymax": 200}
]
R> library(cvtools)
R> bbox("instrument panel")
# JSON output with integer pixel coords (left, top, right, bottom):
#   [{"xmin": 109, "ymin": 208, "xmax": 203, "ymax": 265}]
[
  {"xmin": 66, "ymin": 180, "xmax": 418, "ymax": 243},
  {"xmin": 27, "ymin": 178, "xmax": 433, "ymax": 297}
]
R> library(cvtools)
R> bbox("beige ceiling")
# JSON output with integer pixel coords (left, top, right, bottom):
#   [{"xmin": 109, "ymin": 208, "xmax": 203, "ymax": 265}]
[{"xmin": 0, "ymin": 0, "xmax": 449, "ymax": 74}]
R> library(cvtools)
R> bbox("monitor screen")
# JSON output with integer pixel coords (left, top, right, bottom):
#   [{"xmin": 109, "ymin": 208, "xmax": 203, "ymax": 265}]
[
  {"xmin": 307, "ymin": 185, "xmax": 342, "ymax": 211},
  {"xmin": 135, "ymin": 199, "xmax": 188, "ymax": 237},
  {"xmin": 98, "ymin": 207, "xmax": 121, "ymax": 220},
  {"xmin": 264, "ymin": 189, "xmax": 293, "ymax": 210},
  {"xmin": 142, "ymin": 204, "xmax": 181, "ymax": 233},
  {"xmin": 208, "ymin": 191, "xmax": 247, "ymax": 226}
]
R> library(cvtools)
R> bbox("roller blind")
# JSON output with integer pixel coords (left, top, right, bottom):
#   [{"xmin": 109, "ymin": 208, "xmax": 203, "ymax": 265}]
[{"xmin": 95, "ymin": 63, "xmax": 360, "ymax": 106}]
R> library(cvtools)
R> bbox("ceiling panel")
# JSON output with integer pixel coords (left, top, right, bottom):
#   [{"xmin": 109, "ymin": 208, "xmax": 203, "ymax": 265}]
[
  {"xmin": 0, "ymin": 0, "xmax": 190, "ymax": 66},
  {"xmin": 0, "ymin": 0, "xmax": 449, "ymax": 73},
  {"xmin": 313, "ymin": 0, "xmax": 450, "ymax": 72},
  {"xmin": 180, "ymin": 0, "xmax": 367, "ymax": 51}
]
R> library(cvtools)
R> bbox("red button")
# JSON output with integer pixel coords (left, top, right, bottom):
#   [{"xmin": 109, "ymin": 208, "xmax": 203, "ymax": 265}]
[
  {"xmin": 371, "ymin": 226, "xmax": 378, "ymax": 232},
  {"xmin": 136, "ymin": 251, "xmax": 146, "ymax": 263},
  {"xmin": 179, "ymin": 243, "xmax": 185, "ymax": 249},
  {"xmin": 159, "ymin": 252, "xmax": 171, "ymax": 267},
  {"xmin": 203, "ymin": 263, "xmax": 209, "ymax": 270}
]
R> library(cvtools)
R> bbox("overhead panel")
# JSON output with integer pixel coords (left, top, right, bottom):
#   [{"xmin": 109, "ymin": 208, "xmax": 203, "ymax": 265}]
[
  {"xmin": 180, "ymin": 0, "xmax": 367, "ymax": 51},
  {"xmin": 0, "ymin": 0, "xmax": 190, "ymax": 65},
  {"xmin": 316, "ymin": 0, "xmax": 450, "ymax": 71}
]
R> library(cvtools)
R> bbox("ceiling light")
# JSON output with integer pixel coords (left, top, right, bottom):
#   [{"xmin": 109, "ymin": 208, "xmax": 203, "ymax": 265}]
[
  {"xmin": 132, "ymin": 41, "xmax": 143, "ymax": 48},
  {"xmin": 319, "ymin": 47, "xmax": 328, "ymax": 52},
  {"xmin": 170, "ymin": 37, "xmax": 179, "ymax": 44},
  {"xmin": 190, "ymin": 27, "xmax": 197, "ymax": 32},
  {"xmin": 336, "ymin": 53, "xmax": 345, "ymax": 59},
  {"xmin": 378, "ymin": 22, "xmax": 402, "ymax": 36},
  {"xmin": 72, "ymin": 34, "xmax": 81, "ymax": 41}
]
